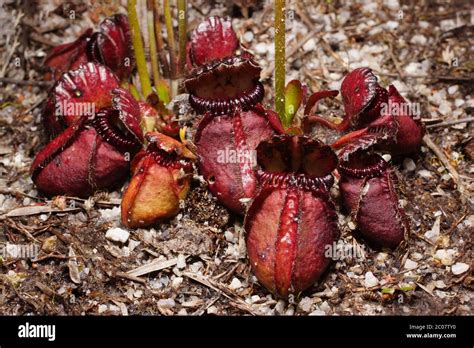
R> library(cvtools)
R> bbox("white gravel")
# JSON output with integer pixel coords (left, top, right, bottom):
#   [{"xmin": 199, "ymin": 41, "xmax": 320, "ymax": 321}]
[
  {"xmin": 404, "ymin": 259, "xmax": 418, "ymax": 271},
  {"xmin": 364, "ymin": 272, "xmax": 379, "ymax": 288},
  {"xmin": 157, "ymin": 298, "xmax": 175, "ymax": 309},
  {"xmin": 403, "ymin": 158, "xmax": 416, "ymax": 172},
  {"xmin": 105, "ymin": 227, "xmax": 130, "ymax": 244},
  {"xmin": 229, "ymin": 277, "xmax": 242, "ymax": 290},
  {"xmin": 176, "ymin": 254, "xmax": 187, "ymax": 269},
  {"xmin": 451, "ymin": 262, "xmax": 469, "ymax": 275},
  {"xmin": 433, "ymin": 249, "xmax": 457, "ymax": 266}
]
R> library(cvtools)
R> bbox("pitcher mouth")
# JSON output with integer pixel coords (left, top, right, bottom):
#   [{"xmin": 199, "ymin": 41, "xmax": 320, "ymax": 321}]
[
  {"xmin": 337, "ymin": 152, "xmax": 387, "ymax": 179},
  {"xmin": 144, "ymin": 132, "xmax": 195, "ymax": 171},
  {"xmin": 257, "ymin": 170, "xmax": 334, "ymax": 192},
  {"xmin": 185, "ymin": 55, "xmax": 264, "ymax": 115},
  {"xmin": 256, "ymin": 135, "xmax": 338, "ymax": 192},
  {"xmin": 90, "ymin": 108, "xmax": 142, "ymax": 154}
]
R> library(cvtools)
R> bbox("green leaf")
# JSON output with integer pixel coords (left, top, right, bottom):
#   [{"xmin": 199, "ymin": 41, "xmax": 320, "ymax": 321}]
[
  {"xmin": 129, "ymin": 83, "xmax": 141, "ymax": 101},
  {"xmin": 155, "ymin": 79, "xmax": 171, "ymax": 105},
  {"xmin": 128, "ymin": 0, "xmax": 153, "ymax": 99},
  {"xmin": 381, "ymin": 287, "xmax": 395, "ymax": 294},
  {"xmin": 177, "ymin": 0, "xmax": 187, "ymax": 75},
  {"xmin": 284, "ymin": 80, "xmax": 303, "ymax": 128},
  {"xmin": 274, "ymin": 0, "xmax": 286, "ymax": 123},
  {"xmin": 399, "ymin": 283, "xmax": 416, "ymax": 292}
]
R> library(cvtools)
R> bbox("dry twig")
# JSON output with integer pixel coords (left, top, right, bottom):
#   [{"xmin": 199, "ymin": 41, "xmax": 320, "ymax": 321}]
[
  {"xmin": 422, "ymin": 133, "xmax": 460, "ymax": 186},
  {"xmin": 426, "ymin": 117, "xmax": 474, "ymax": 129}
]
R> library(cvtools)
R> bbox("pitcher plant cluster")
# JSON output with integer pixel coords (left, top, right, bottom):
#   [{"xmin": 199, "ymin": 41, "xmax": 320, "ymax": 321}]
[{"xmin": 31, "ymin": 1, "xmax": 424, "ymax": 298}]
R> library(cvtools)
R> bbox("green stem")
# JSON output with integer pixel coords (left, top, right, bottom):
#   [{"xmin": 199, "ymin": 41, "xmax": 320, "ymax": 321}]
[
  {"xmin": 153, "ymin": 0, "xmax": 170, "ymax": 77},
  {"xmin": 128, "ymin": 0, "xmax": 153, "ymax": 99},
  {"xmin": 129, "ymin": 83, "xmax": 141, "ymax": 101},
  {"xmin": 147, "ymin": 1, "xmax": 160, "ymax": 89},
  {"xmin": 274, "ymin": 0, "xmax": 286, "ymax": 126},
  {"xmin": 163, "ymin": 0, "xmax": 177, "ymax": 79},
  {"xmin": 147, "ymin": 8, "xmax": 170, "ymax": 104},
  {"xmin": 177, "ymin": 0, "xmax": 187, "ymax": 76}
]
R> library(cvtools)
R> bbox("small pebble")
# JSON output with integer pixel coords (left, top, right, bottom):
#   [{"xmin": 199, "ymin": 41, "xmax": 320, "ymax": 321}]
[
  {"xmin": 159, "ymin": 276, "xmax": 170, "ymax": 286},
  {"xmin": 364, "ymin": 272, "xmax": 379, "ymax": 288},
  {"xmin": 418, "ymin": 21, "xmax": 430, "ymax": 29},
  {"xmin": 99, "ymin": 207, "xmax": 121, "ymax": 221},
  {"xmin": 189, "ymin": 261, "xmax": 203, "ymax": 273},
  {"xmin": 274, "ymin": 300, "xmax": 285, "ymax": 315},
  {"xmin": 309, "ymin": 309, "xmax": 326, "ymax": 316},
  {"xmin": 384, "ymin": 20, "xmax": 399, "ymax": 30},
  {"xmin": 404, "ymin": 259, "xmax": 418, "ymax": 271},
  {"xmin": 207, "ymin": 305, "xmax": 218, "ymax": 314},
  {"xmin": 405, "ymin": 62, "xmax": 423, "ymax": 75},
  {"xmin": 298, "ymin": 297, "xmax": 313, "ymax": 312},
  {"xmin": 251, "ymin": 295, "xmax": 260, "ymax": 303},
  {"xmin": 229, "ymin": 277, "xmax": 242, "ymax": 290},
  {"xmin": 157, "ymin": 298, "xmax": 175, "ymax": 309},
  {"xmin": 349, "ymin": 264, "xmax": 363, "ymax": 275},
  {"xmin": 172, "ymin": 277, "xmax": 183, "ymax": 289},
  {"xmin": 448, "ymin": 85, "xmax": 458, "ymax": 95},
  {"xmin": 284, "ymin": 305, "xmax": 295, "ymax": 316},
  {"xmin": 411, "ymin": 252, "xmax": 423, "ymax": 261},
  {"xmin": 224, "ymin": 231, "xmax": 234, "ymax": 242},
  {"xmin": 376, "ymin": 252, "xmax": 388, "ymax": 265},
  {"xmin": 430, "ymin": 90, "xmax": 447, "ymax": 106},
  {"xmin": 105, "ymin": 227, "xmax": 129, "ymax": 244},
  {"xmin": 109, "ymin": 304, "xmax": 120, "ymax": 313},
  {"xmin": 319, "ymin": 301, "xmax": 331, "ymax": 313},
  {"xmin": 441, "ymin": 174, "xmax": 452, "ymax": 182},
  {"xmin": 126, "ymin": 288, "xmax": 134, "ymax": 300},
  {"xmin": 451, "ymin": 262, "xmax": 469, "ymax": 275},
  {"xmin": 98, "ymin": 304, "xmax": 108, "ymax": 313},
  {"xmin": 410, "ymin": 34, "xmax": 427, "ymax": 45},
  {"xmin": 177, "ymin": 254, "xmax": 186, "ymax": 269},
  {"xmin": 254, "ymin": 42, "xmax": 268, "ymax": 55},
  {"xmin": 438, "ymin": 103, "xmax": 452, "ymax": 116},
  {"xmin": 433, "ymin": 249, "xmax": 456, "ymax": 266},
  {"xmin": 403, "ymin": 158, "xmax": 416, "ymax": 171},
  {"xmin": 243, "ymin": 31, "xmax": 254, "ymax": 43},
  {"xmin": 303, "ymin": 38, "xmax": 316, "ymax": 52},
  {"xmin": 418, "ymin": 169, "xmax": 433, "ymax": 179},
  {"xmin": 424, "ymin": 216, "xmax": 441, "ymax": 241}
]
